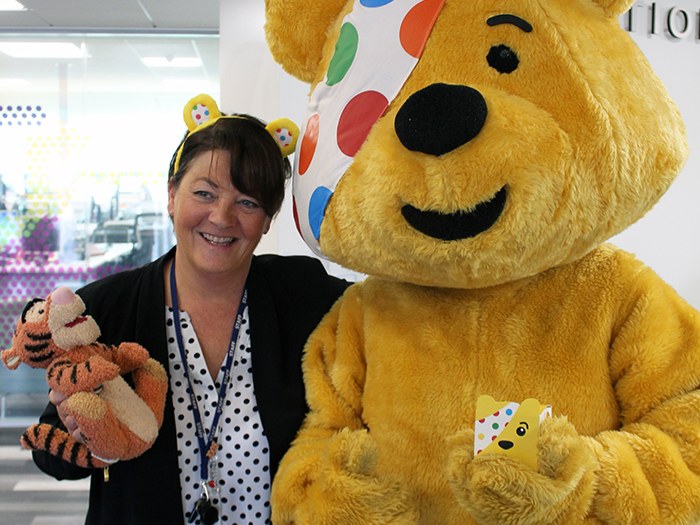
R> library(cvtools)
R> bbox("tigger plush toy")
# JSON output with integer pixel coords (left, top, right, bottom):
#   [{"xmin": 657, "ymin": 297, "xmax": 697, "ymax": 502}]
[
  {"xmin": 1, "ymin": 287, "xmax": 167, "ymax": 469},
  {"xmin": 262, "ymin": 0, "xmax": 700, "ymax": 523}
]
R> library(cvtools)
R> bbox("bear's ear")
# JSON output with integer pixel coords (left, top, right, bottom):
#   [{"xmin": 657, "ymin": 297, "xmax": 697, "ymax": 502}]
[
  {"xmin": 264, "ymin": 0, "xmax": 349, "ymax": 83},
  {"xmin": 591, "ymin": 0, "xmax": 634, "ymax": 18}
]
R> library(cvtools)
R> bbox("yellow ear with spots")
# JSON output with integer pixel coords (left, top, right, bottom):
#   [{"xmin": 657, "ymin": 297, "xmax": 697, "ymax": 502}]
[
  {"xmin": 174, "ymin": 94, "xmax": 301, "ymax": 173},
  {"xmin": 182, "ymin": 94, "xmax": 222, "ymax": 132},
  {"xmin": 266, "ymin": 118, "xmax": 300, "ymax": 158}
]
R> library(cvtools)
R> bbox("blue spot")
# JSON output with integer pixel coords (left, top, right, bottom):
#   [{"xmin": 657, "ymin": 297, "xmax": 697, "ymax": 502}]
[
  {"xmin": 360, "ymin": 0, "xmax": 394, "ymax": 6},
  {"xmin": 505, "ymin": 408, "xmax": 513, "ymax": 416},
  {"xmin": 309, "ymin": 186, "xmax": 333, "ymax": 240}
]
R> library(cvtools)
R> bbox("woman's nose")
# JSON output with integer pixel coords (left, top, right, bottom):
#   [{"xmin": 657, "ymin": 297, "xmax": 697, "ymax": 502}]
[{"xmin": 209, "ymin": 199, "xmax": 238, "ymax": 226}]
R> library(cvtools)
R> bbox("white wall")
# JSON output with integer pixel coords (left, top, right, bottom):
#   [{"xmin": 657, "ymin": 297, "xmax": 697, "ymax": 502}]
[
  {"xmin": 220, "ymin": 0, "xmax": 700, "ymax": 306},
  {"xmin": 611, "ymin": 0, "xmax": 700, "ymax": 310}
]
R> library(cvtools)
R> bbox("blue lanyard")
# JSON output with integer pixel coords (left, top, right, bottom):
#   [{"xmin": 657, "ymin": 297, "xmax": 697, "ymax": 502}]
[{"xmin": 169, "ymin": 260, "xmax": 248, "ymax": 482}]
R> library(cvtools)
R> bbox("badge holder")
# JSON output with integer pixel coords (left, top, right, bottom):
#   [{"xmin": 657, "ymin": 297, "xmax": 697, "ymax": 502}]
[{"xmin": 189, "ymin": 479, "xmax": 219, "ymax": 525}]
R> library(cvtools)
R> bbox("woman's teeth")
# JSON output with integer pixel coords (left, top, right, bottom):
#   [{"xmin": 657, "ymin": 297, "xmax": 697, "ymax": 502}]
[{"xmin": 201, "ymin": 232, "xmax": 235, "ymax": 245}]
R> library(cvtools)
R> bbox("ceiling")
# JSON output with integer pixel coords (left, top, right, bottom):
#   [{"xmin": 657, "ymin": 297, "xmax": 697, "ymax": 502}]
[
  {"xmin": 0, "ymin": 0, "xmax": 221, "ymax": 95},
  {"xmin": 0, "ymin": 0, "xmax": 219, "ymax": 33}
]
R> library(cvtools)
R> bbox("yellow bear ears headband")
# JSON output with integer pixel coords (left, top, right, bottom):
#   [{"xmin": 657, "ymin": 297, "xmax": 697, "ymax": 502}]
[{"xmin": 173, "ymin": 94, "xmax": 300, "ymax": 173}]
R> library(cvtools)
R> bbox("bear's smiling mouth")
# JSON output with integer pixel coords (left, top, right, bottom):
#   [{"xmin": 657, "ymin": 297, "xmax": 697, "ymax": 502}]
[{"xmin": 401, "ymin": 187, "xmax": 507, "ymax": 241}]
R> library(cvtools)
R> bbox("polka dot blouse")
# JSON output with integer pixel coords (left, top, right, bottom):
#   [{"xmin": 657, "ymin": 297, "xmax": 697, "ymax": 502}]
[{"xmin": 166, "ymin": 306, "xmax": 272, "ymax": 524}]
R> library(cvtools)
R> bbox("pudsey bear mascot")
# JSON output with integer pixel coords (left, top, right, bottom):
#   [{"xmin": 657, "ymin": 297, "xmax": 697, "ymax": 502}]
[{"xmin": 263, "ymin": 0, "xmax": 700, "ymax": 523}]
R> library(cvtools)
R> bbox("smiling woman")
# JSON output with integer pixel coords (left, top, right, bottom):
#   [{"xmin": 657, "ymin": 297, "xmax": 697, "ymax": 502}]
[{"xmin": 28, "ymin": 94, "xmax": 350, "ymax": 525}]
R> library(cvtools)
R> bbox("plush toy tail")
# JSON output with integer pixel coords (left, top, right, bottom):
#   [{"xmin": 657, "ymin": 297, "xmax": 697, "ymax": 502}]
[{"xmin": 21, "ymin": 423, "xmax": 110, "ymax": 469}]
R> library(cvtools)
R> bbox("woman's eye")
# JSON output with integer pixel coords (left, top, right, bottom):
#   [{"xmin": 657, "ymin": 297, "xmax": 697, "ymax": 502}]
[
  {"xmin": 487, "ymin": 44, "xmax": 519, "ymax": 74},
  {"xmin": 240, "ymin": 199, "xmax": 260, "ymax": 209},
  {"xmin": 194, "ymin": 190, "xmax": 214, "ymax": 199}
]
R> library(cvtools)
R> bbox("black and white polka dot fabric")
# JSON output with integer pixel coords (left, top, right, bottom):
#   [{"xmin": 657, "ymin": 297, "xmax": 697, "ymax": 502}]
[{"xmin": 166, "ymin": 307, "xmax": 272, "ymax": 524}]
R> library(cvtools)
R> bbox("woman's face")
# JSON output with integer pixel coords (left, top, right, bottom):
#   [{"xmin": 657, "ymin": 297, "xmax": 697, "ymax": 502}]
[{"xmin": 168, "ymin": 149, "xmax": 271, "ymax": 279}]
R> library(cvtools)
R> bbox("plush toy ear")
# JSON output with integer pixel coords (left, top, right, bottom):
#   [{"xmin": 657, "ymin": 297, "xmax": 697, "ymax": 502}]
[
  {"xmin": 264, "ymin": 0, "xmax": 349, "ymax": 83},
  {"xmin": 591, "ymin": 0, "xmax": 635, "ymax": 18}
]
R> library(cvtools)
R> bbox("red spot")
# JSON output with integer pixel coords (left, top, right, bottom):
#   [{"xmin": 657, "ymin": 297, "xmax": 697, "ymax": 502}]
[
  {"xmin": 478, "ymin": 418, "xmax": 485, "ymax": 423},
  {"xmin": 493, "ymin": 411, "xmax": 499, "ymax": 417},
  {"xmin": 337, "ymin": 91, "xmax": 388, "ymax": 157}
]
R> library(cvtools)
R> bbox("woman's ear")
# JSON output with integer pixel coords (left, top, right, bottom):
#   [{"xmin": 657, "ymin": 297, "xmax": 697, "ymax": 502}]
[
  {"xmin": 264, "ymin": 0, "xmax": 349, "ymax": 83},
  {"xmin": 167, "ymin": 181, "xmax": 176, "ymax": 219},
  {"xmin": 263, "ymin": 216, "xmax": 272, "ymax": 235}
]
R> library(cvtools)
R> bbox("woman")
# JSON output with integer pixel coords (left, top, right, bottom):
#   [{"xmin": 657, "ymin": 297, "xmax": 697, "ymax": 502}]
[{"xmin": 32, "ymin": 96, "xmax": 350, "ymax": 525}]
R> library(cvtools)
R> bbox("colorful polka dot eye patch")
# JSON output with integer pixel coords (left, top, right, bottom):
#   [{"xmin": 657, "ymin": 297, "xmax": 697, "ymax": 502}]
[
  {"xmin": 173, "ymin": 94, "xmax": 300, "ymax": 173},
  {"xmin": 292, "ymin": 0, "xmax": 445, "ymax": 256}
]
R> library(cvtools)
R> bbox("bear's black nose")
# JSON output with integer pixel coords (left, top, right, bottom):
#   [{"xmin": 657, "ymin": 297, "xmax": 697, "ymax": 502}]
[{"xmin": 394, "ymin": 83, "xmax": 487, "ymax": 156}]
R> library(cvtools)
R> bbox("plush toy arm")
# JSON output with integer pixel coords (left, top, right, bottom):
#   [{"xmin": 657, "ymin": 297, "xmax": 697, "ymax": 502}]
[
  {"xmin": 107, "ymin": 342, "xmax": 150, "ymax": 373},
  {"xmin": 45, "ymin": 353, "xmax": 120, "ymax": 396},
  {"xmin": 447, "ymin": 416, "xmax": 599, "ymax": 525},
  {"xmin": 589, "ymin": 390, "xmax": 700, "ymax": 523},
  {"xmin": 585, "ymin": 268, "xmax": 700, "ymax": 523},
  {"xmin": 273, "ymin": 427, "xmax": 418, "ymax": 525},
  {"xmin": 271, "ymin": 292, "xmax": 418, "ymax": 525}
]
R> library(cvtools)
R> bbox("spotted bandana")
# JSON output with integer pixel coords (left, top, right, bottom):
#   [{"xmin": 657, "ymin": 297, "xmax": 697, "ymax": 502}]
[{"xmin": 292, "ymin": 0, "xmax": 445, "ymax": 256}]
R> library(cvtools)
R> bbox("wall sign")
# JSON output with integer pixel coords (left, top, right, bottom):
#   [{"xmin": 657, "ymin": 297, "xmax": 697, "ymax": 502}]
[{"xmin": 623, "ymin": 1, "xmax": 700, "ymax": 40}]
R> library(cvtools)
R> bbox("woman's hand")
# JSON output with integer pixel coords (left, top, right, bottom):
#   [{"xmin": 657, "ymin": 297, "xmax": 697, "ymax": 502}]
[{"xmin": 49, "ymin": 390, "xmax": 88, "ymax": 445}]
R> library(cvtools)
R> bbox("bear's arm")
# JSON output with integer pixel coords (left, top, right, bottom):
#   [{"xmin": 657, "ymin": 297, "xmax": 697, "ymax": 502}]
[
  {"xmin": 589, "ymin": 262, "xmax": 700, "ymax": 523},
  {"xmin": 270, "ymin": 283, "xmax": 416, "ymax": 525}
]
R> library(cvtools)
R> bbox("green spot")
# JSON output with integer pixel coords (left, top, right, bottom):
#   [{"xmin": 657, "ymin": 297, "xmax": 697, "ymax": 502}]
[
  {"xmin": 492, "ymin": 423, "xmax": 499, "ymax": 430},
  {"xmin": 326, "ymin": 23, "xmax": 359, "ymax": 87}
]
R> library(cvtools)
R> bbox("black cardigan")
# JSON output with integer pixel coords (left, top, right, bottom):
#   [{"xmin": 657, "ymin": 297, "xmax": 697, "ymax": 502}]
[{"xmin": 32, "ymin": 247, "xmax": 350, "ymax": 525}]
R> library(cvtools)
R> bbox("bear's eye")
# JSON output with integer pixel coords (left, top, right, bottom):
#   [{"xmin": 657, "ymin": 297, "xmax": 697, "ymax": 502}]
[
  {"xmin": 516, "ymin": 424, "xmax": 527, "ymax": 437},
  {"xmin": 487, "ymin": 44, "xmax": 519, "ymax": 74}
]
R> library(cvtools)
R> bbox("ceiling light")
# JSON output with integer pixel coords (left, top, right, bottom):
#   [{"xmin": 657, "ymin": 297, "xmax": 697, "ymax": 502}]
[
  {"xmin": 141, "ymin": 57, "xmax": 202, "ymax": 68},
  {"xmin": 0, "ymin": 42, "xmax": 87, "ymax": 58},
  {"xmin": 0, "ymin": 78, "xmax": 30, "ymax": 88},
  {"xmin": 0, "ymin": 0, "xmax": 26, "ymax": 11}
]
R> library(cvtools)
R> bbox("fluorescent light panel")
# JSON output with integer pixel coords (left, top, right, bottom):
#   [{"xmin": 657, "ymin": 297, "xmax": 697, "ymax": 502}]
[
  {"xmin": 141, "ymin": 56, "xmax": 202, "ymax": 68},
  {"xmin": 0, "ymin": 42, "xmax": 87, "ymax": 58},
  {"xmin": 0, "ymin": 0, "xmax": 26, "ymax": 11},
  {"xmin": 0, "ymin": 78, "xmax": 30, "ymax": 88}
]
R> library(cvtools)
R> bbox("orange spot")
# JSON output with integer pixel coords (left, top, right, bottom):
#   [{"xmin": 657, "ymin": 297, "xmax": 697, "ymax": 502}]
[
  {"xmin": 399, "ymin": 0, "xmax": 445, "ymax": 58},
  {"xmin": 298, "ymin": 114, "xmax": 320, "ymax": 175}
]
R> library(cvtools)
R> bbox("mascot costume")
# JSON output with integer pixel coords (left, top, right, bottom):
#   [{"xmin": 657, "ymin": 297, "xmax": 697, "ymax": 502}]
[{"xmin": 264, "ymin": 0, "xmax": 700, "ymax": 523}]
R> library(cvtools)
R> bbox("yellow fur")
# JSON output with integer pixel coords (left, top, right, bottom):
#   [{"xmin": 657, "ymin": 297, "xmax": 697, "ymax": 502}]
[{"xmin": 264, "ymin": 0, "xmax": 699, "ymax": 523}]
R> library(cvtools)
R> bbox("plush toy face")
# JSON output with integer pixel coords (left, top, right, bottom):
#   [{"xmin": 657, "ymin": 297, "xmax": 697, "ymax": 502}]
[
  {"xmin": 266, "ymin": 0, "xmax": 687, "ymax": 288},
  {"xmin": 1, "ymin": 287, "xmax": 100, "ymax": 370}
]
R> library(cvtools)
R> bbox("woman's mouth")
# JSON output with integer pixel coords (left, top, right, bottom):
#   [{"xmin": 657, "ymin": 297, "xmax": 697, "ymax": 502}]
[{"xmin": 201, "ymin": 232, "xmax": 235, "ymax": 245}]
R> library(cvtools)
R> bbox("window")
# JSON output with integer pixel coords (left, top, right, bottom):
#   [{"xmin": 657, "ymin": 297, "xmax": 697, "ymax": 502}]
[{"xmin": 0, "ymin": 32, "xmax": 218, "ymax": 421}]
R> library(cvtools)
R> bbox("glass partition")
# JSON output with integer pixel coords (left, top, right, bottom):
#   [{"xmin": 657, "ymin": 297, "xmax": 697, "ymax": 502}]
[{"xmin": 0, "ymin": 32, "xmax": 218, "ymax": 422}]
